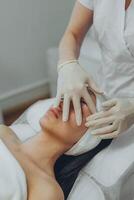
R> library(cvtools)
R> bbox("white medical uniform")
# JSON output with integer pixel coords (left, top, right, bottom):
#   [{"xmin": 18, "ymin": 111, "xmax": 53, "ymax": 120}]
[
  {"xmin": 68, "ymin": 0, "xmax": 134, "ymax": 200},
  {"xmin": 79, "ymin": 0, "xmax": 134, "ymax": 98}
]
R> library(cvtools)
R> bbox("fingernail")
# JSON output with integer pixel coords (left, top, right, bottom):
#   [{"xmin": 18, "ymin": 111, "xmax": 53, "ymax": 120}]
[
  {"xmin": 94, "ymin": 135, "xmax": 101, "ymax": 139},
  {"xmin": 53, "ymin": 104, "xmax": 57, "ymax": 108},
  {"xmin": 63, "ymin": 117, "xmax": 67, "ymax": 122},
  {"xmin": 77, "ymin": 120, "xmax": 82, "ymax": 126},
  {"xmin": 91, "ymin": 131, "xmax": 96, "ymax": 135},
  {"xmin": 77, "ymin": 123, "xmax": 81, "ymax": 126},
  {"xmin": 85, "ymin": 123, "xmax": 89, "ymax": 127}
]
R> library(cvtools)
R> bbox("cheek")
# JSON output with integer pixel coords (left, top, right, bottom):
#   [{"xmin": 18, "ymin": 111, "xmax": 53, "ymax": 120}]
[
  {"xmin": 61, "ymin": 105, "xmax": 90, "ymax": 143},
  {"xmin": 58, "ymin": 112, "xmax": 88, "ymax": 144},
  {"xmin": 69, "ymin": 104, "xmax": 90, "ymax": 128}
]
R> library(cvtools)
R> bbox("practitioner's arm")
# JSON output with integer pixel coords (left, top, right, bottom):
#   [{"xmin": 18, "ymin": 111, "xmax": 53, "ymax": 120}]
[{"xmin": 54, "ymin": 1, "xmax": 103, "ymax": 126}]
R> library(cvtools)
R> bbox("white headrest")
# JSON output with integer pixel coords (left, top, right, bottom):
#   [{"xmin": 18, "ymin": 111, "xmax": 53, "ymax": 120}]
[{"xmin": 65, "ymin": 129, "xmax": 101, "ymax": 156}]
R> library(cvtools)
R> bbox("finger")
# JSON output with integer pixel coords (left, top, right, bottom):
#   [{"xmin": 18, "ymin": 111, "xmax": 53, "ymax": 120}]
[
  {"xmin": 97, "ymin": 130, "xmax": 119, "ymax": 139},
  {"xmin": 86, "ymin": 110, "xmax": 112, "ymax": 121},
  {"xmin": 117, "ymin": 120, "xmax": 122, "ymax": 135},
  {"xmin": 85, "ymin": 116, "xmax": 114, "ymax": 128},
  {"xmin": 72, "ymin": 95, "xmax": 82, "ymax": 126},
  {"xmin": 62, "ymin": 94, "xmax": 71, "ymax": 122},
  {"xmin": 82, "ymin": 88, "xmax": 96, "ymax": 114},
  {"xmin": 90, "ymin": 123, "xmax": 117, "ymax": 135},
  {"xmin": 87, "ymin": 77, "xmax": 103, "ymax": 94},
  {"xmin": 102, "ymin": 99, "xmax": 117, "ymax": 109},
  {"xmin": 94, "ymin": 120, "xmax": 120, "ymax": 139},
  {"xmin": 53, "ymin": 92, "xmax": 61, "ymax": 108}
]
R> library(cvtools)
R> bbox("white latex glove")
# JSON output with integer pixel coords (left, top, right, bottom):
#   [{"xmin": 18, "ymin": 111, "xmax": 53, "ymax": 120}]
[
  {"xmin": 85, "ymin": 98, "xmax": 134, "ymax": 139},
  {"xmin": 53, "ymin": 60, "xmax": 103, "ymax": 126}
]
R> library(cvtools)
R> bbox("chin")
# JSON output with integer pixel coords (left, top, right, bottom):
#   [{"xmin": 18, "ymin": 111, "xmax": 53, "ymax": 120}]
[{"xmin": 40, "ymin": 118, "xmax": 72, "ymax": 146}]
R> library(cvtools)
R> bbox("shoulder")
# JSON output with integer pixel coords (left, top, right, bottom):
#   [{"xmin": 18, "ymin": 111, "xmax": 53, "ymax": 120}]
[
  {"xmin": 29, "ymin": 173, "xmax": 64, "ymax": 200},
  {"xmin": 42, "ymin": 176, "xmax": 65, "ymax": 200},
  {"xmin": 47, "ymin": 182, "xmax": 64, "ymax": 200},
  {"xmin": 53, "ymin": 181, "xmax": 64, "ymax": 200}
]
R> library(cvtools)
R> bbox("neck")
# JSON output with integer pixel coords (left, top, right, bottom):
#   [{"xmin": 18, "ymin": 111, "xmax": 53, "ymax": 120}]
[{"xmin": 20, "ymin": 130, "xmax": 69, "ymax": 177}]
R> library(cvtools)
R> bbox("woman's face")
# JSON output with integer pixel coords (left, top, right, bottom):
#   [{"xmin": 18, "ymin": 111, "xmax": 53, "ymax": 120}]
[{"xmin": 40, "ymin": 94, "xmax": 96, "ymax": 146}]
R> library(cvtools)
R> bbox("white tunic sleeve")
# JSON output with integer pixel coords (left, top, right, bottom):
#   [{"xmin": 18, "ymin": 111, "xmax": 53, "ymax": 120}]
[{"xmin": 78, "ymin": 0, "xmax": 94, "ymax": 10}]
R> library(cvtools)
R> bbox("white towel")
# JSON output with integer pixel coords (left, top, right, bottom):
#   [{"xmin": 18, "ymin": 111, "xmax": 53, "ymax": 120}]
[
  {"xmin": 10, "ymin": 124, "xmax": 37, "ymax": 142},
  {"xmin": 0, "ymin": 139, "xmax": 27, "ymax": 200}
]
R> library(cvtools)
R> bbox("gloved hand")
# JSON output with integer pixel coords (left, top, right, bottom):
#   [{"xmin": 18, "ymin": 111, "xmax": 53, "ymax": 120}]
[
  {"xmin": 53, "ymin": 60, "xmax": 103, "ymax": 126},
  {"xmin": 85, "ymin": 98, "xmax": 134, "ymax": 139}
]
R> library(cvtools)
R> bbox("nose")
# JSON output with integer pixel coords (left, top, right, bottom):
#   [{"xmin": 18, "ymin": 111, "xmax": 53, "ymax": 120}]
[{"xmin": 50, "ymin": 101, "xmax": 63, "ymax": 117}]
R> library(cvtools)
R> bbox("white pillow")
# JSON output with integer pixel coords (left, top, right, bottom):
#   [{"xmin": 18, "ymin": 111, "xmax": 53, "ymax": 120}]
[
  {"xmin": 10, "ymin": 124, "xmax": 36, "ymax": 142},
  {"xmin": 26, "ymin": 98, "xmax": 55, "ymax": 132}
]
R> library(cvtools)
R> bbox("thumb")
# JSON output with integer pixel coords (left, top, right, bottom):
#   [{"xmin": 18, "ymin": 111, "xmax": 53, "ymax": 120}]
[
  {"xmin": 102, "ymin": 99, "xmax": 117, "ymax": 109},
  {"xmin": 87, "ymin": 78, "xmax": 103, "ymax": 94}
]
